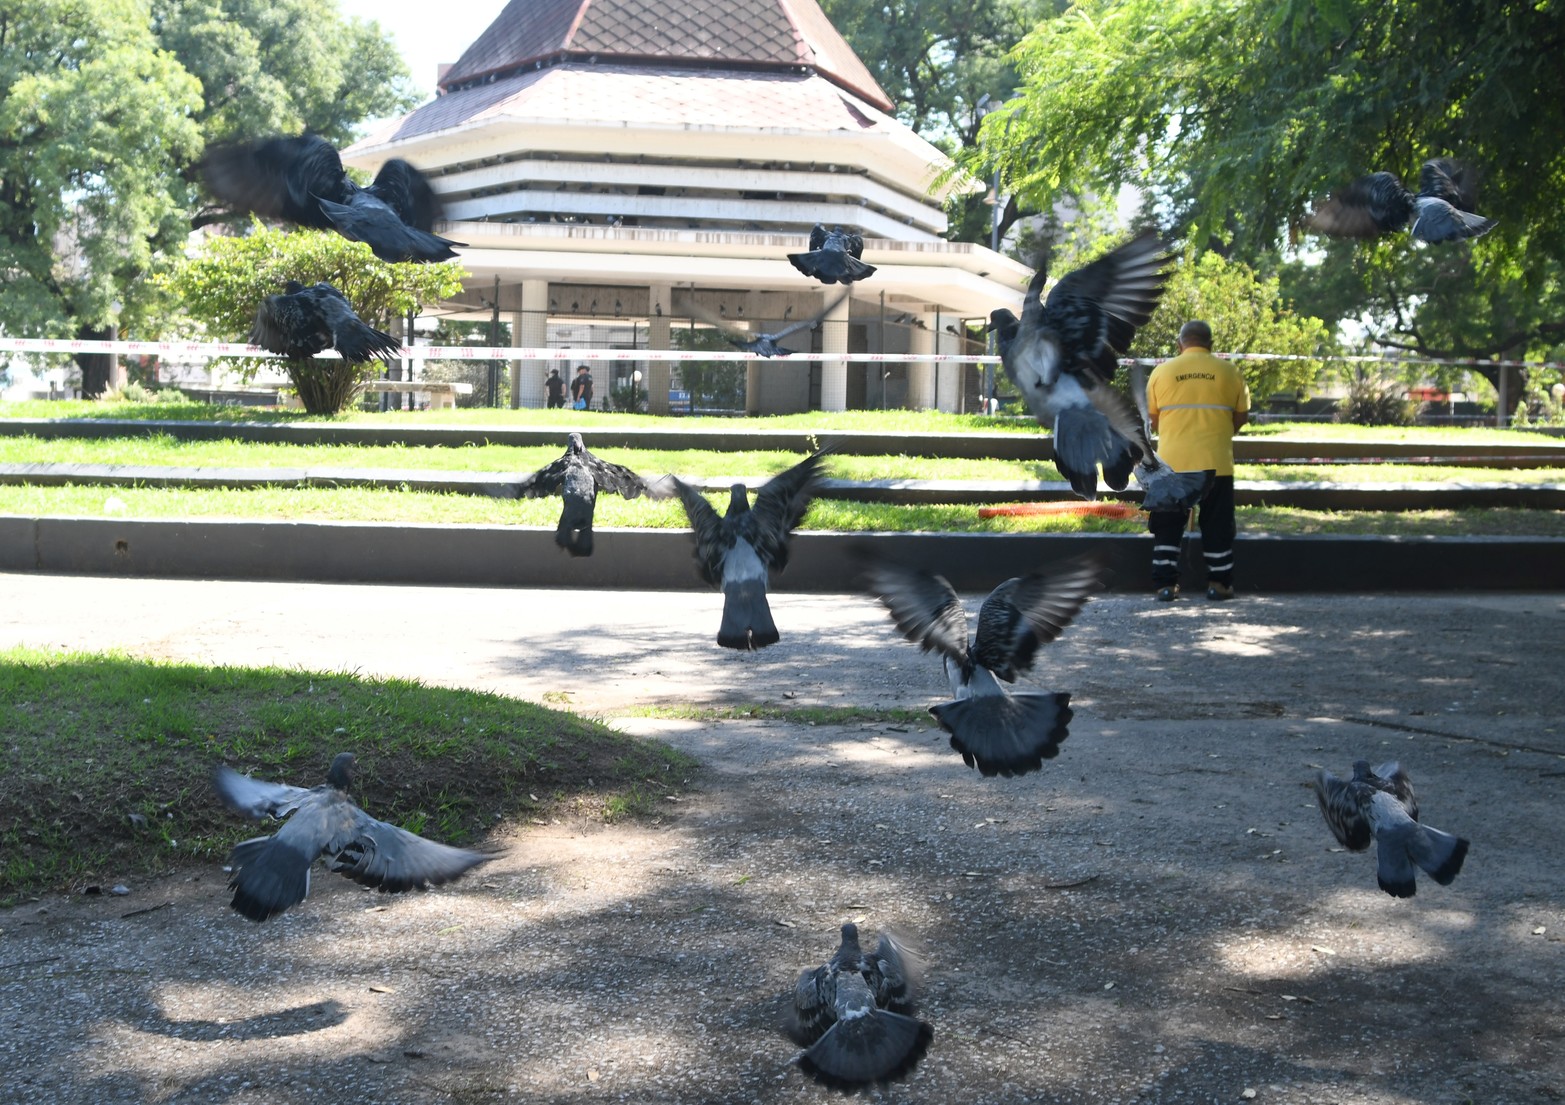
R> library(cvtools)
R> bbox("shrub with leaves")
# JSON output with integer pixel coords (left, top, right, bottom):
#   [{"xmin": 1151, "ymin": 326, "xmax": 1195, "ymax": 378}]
[
  {"xmin": 1337, "ymin": 368, "xmax": 1415, "ymax": 426},
  {"xmin": 164, "ymin": 224, "xmax": 466, "ymax": 414}
]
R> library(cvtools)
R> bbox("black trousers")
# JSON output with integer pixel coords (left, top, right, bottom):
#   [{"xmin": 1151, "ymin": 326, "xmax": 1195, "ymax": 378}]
[{"xmin": 1149, "ymin": 475, "xmax": 1235, "ymax": 587}]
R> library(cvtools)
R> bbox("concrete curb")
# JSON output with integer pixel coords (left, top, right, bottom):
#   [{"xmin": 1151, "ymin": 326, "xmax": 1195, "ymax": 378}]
[{"xmin": 3, "ymin": 516, "xmax": 1561, "ymax": 592}]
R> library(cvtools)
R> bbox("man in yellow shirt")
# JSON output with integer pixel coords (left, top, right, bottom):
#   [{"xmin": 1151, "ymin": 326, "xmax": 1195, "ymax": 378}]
[{"xmin": 1145, "ymin": 320, "xmax": 1250, "ymax": 601}]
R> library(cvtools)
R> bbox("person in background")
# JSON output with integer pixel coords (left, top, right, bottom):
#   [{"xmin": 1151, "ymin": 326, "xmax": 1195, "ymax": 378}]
[
  {"xmin": 544, "ymin": 368, "xmax": 566, "ymax": 409},
  {"xmin": 571, "ymin": 365, "xmax": 594, "ymax": 410},
  {"xmin": 1145, "ymin": 320, "xmax": 1250, "ymax": 601}
]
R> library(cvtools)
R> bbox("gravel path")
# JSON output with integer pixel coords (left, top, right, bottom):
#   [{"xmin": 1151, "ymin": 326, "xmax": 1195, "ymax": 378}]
[{"xmin": 2, "ymin": 574, "xmax": 1563, "ymax": 1104}]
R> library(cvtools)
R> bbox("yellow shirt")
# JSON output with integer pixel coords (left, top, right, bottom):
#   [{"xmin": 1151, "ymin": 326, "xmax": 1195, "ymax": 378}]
[{"xmin": 1145, "ymin": 347, "xmax": 1250, "ymax": 476}]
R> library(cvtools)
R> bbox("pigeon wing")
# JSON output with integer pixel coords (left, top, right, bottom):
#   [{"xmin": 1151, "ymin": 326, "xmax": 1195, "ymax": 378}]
[
  {"xmin": 808, "ymin": 223, "xmax": 828, "ymax": 251},
  {"xmin": 515, "ymin": 453, "xmax": 574, "ymax": 497},
  {"xmin": 747, "ymin": 449, "xmax": 830, "ymax": 571},
  {"xmin": 671, "ymin": 476, "xmax": 729, "ymax": 586},
  {"xmin": 971, "ymin": 557, "xmax": 1103, "ymax": 680},
  {"xmin": 199, "ymin": 134, "xmax": 347, "ymax": 228},
  {"xmin": 1372, "ymin": 761, "xmax": 1419, "ymax": 820},
  {"xmin": 865, "ymin": 932, "xmax": 919, "ymax": 1014},
  {"xmin": 327, "ymin": 809, "xmax": 492, "ymax": 893},
  {"xmin": 1306, "ymin": 171, "xmax": 1414, "ymax": 237},
  {"xmin": 212, "ymin": 765, "xmax": 314, "ymax": 820},
  {"xmin": 582, "ymin": 450, "xmax": 654, "ymax": 498},
  {"xmin": 1417, "ymin": 159, "xmax": 1479, "ymax": 210},
  {"xmin": 1312, "ymin": 768, "xmax": 1373, "ymax": 851},
  {"xmin": 367, "ymin": 158, "xmax": 443, "ymax": 231},
  {"xmin": 770, "ymin": 291, "xmax": 851, "ymax": 342},
  {"xmin": 790, "ymin": 965, "xmax": 836, "ymax": 1045},
  {"xmin": 1042, "ymin": 230, "xmax": 1171, "ymax": 376},
  {"xmin": 860, "ymin": 556, "xmax": 970, "ymax": 668},
  {"xmin": 683, "ymin": 301, "xmax": 752, "ymax": 344},
  {"xmin": 247, "ymin": 293, "xmax": 322, "ymax": 357},
  {"xmin": 306, "ymin": 285, "xmax": 401, "ymax": 364}
]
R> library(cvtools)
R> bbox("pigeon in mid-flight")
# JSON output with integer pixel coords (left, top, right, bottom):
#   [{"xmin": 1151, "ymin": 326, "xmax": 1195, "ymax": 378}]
[
  {"xmin": 686, "ymin": 293, "xmax": 849, "ymax": 357},
  {"xmin": 248, "ymin": 281, "xmax": 403, "ymax": 364},
  {"xmin": 1309, "ymin": 760, "xmax": 1469, "ymax": 898},
  {"xmin": 200, "ymin": 133, "xmax": 464, "ymax": 263},
  {"xmin": 516, "ymin": 433, "xmax": 669, "ymax": 557},
  {"xmin": 671, "ymin": 448, "xmax": 830, "ymax": 649},
  {"xmin": 788, "ymin": 923, "xmax": 933, "ymax": 1089},
  {"xmin": 992, "ymin": 231, "xmax": 1211, "ymax": 512},
  {"xmin": 1305, "ymin": 159, "xmax": 1496, "ymax": 244},
  {"xmin": 787, "ymin": 224, "xmax": 877, "ymax": 285},
  {"xmin": 862, "ymin": 553, "xmax": 1102, "ymax": 777},
  {"xmin": 212, "ymin": 752, "xmax": 492, "ymax": 921}
]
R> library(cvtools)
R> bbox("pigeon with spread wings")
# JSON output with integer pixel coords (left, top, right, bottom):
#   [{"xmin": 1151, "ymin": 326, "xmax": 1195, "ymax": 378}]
[
  {"xmin": 686, "ymin": 292, "xmax": 849, "ymax": 357},
  {"xmin": 671, "ymin": 448, "xmax": 830, "ymax": 649},
  {"xmin": 517, "ymin": 433, "xmax": 669, "ymax": 557},
  {"xmin": 787, "ymin": 224, "xmax": 877, "ymax": 285},
  {"xmin": 200, "ymin": 133, "xmax": 464, "ymax": 263},
  {"xmin": 1309, "ymin": 760, "xmax": 1469, "ymax": 898},
  {"xmin": 862, "ymin": 552, "xmax": 1103, "ymax": 777},
  {"xmin": 248, "ymin": 281, "xmax": 402, "ymax": 365},
  {"xmin": 1306, "ymin": 159, "xmax": 1496, "ymax": 244},
  {"xmin": 212, "ymin": 752, "xmax": 492, "ymax": 921},
  {"xmin": 992, "ymin": 231, "xmax": 1210, "ymax": 512}
]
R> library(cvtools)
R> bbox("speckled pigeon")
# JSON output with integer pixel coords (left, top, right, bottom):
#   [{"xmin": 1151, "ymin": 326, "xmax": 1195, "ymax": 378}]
[
  {"xmin": 1309, "ymin": 760, "xmax": 1469, "ymax": 898},
  {"xmin": 686, "ymin": 293, "xmax": 849, "ymax": 357},
  {"xmin": 200, "ymin": 133, "xmax": 464, "ymax": 263},
  {"xmin": 671, "ymin": 448, "xmax": 830, "ymax": 649},
  {"xmin": 1306, "ymin": 159, "xmax": 1496, "ymax": 244},
  {"xmin": 788, "ymin": 224, "xmax": 877, "ymax": 285},
  {"xmin": 212, "ymin": 752, "xmax": 492, "ymax": 921},
  {"xmin": 789, "ymin": 923, "xmax": 932, "ymax": 1089},
  {"xmin": 516, "ymin": 433, "xmax": 669, "ymax": 557},
  {"xmin": 992, "ymin": 231, "xmax": 1210, "ymax": 511},
  {"xmin": 862, "ymin": 552, "xmax": 1102, "ymax": 777},
  {"xmin": 248, "ymin": 281, "xmax": 402, "ymax": 365}
]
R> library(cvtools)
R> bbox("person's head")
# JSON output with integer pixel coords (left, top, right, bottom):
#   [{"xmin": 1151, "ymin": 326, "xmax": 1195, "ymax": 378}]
[
  {"xmin": 1177, "ymin": 320, "xmax": 1213, "ymax": 352},
  {"xmin": 576, "ymin": 365, "xmax": 589, "ymax": 376},
  {"xmin": 548, "ymin": 368, "xmax": 559, "ymax": 378}
]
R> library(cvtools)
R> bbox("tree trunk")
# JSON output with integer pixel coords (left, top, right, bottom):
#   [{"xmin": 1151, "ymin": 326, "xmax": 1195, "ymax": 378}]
[
  {"xmin": 1476, "ymin": 364, "xmax": 1527, "ymax": 420},
  {"xmin": 74, "ymin": 324, "xmax": 123, "ymax": 398}
]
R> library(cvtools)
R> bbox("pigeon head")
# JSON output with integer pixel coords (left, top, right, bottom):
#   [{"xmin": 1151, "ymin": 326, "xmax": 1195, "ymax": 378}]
[
  {"xmin": 326, "ymin": 752, "xmax": 357, "ymax": 790},
  {"xmin": 284, "ymin": 280, "xmax": 306, "ymax": 294},
  {"xmin": 566, "ymin": 432, "xmax": 585, "ymax": 454},
  {"xmin": 727, "ymin": 483, "xmax": 750, "ymax": 513}
]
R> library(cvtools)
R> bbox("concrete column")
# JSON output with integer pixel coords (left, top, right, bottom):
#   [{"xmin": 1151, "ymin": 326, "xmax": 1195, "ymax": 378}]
[
  {"xmin": 510, "ymin": 279, "xmax": 549, "ymax": 410},
  {"xmin": 645, "ymin": 283, "xmax": 671, "ymax": 415},
  {"xmin": 818, "ymin": 293, "xmax": 852, "ymax": 412},
  {"xmin": 906, "ymin": 320, "xmax": 935, "ymax": 410},
  {"xmin": 935, "ymin": 326, "xmax": 962, "ymax": 413}
]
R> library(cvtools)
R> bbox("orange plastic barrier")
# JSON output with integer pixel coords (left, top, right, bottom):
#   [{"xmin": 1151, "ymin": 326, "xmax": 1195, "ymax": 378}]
[{"xmin": 978, "ymin": 501, "xmax": 1143, "ymax": 520}]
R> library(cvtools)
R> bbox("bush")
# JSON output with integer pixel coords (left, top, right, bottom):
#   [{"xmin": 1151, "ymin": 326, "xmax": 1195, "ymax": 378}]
[{"xmin": 1337, "ymin": 371, "xmax": 1415, "ymax": 426}]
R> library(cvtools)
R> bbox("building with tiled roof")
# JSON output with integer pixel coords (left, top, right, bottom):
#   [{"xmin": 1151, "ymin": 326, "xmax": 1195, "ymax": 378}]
[{"xmin": 344, "ymin": 0, "xmax": 1028, "ymax": 412}]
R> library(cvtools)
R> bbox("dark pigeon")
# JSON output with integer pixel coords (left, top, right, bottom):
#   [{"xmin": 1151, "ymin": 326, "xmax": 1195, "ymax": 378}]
[
  {"xmin": 789, "ymin": 922, "xmax": 932, "ymax": 1089},
  {"xmin": 1306, "ymin": 159, "xmax": 1496, "ymax": 243},
  {"xmin": 1309, "ymin": 760, "xmax": 1469, "ymax": 898},
  {"xmin": 686, "ymin": 292, "xmax": 849, "ymax": 357},
  {"xmin": 516, "ymin": 432, "xmax": 669, "ymax": 557},
  {"xmin": 788, "ymin": 224, "xmax": 877, "ymax": 285},
  {"xmin": 248, "ymin": 281, "xmax": 402, "ymax": 364},
  {"xmin": 992, "ymin": 231, "xmax": 1210, "ymax": 511},
  {"xmin": 200, "ymin": 133, "xmax": 465, "ymax": 263},
  {"xmin": 671, "ymin": 448, "xmax": 830, "ymax": 649},
  {"xmin": 212, "ymin": 752, "xmax": 492, "ymax": 921},
  {"xmin": 862, "ymin": 552, "xmax": 1102, "ymax": 777}
]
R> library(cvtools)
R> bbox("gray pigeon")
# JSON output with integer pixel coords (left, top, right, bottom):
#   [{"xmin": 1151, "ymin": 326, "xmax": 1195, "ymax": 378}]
[
  {"xmin": 200, "ymin": 133, "xmax": 464, "ymax": 263},
  {"xmin": 862, "ymin": 553, "xmax": 1102, "ymax": 777},
  {"xmin": 671, "ymin": 448, "xmax": 830, "ymax": 649},
  {"xmin": 789, "ymin": 922, "xmax": 932, "ymax": 1089},
  {"xmin": 992, "ymin": 231, "xmax": 1211, "ymax": 511},
  {"xmin": 516, "ymin": 433, "xmax": 668, "ymax": 557},
  {"xmin": 212, "ymin": 752, "xmax": 492, "ymax": 921},
  {"xmin": 248, "ymin": 281, "xmax": 402, "ymax": 364},
  {"xmin": 686, "ymin": 292, "xmax": 849, "ymax": 357},
  {"xmin": 1306, "ymin": 159, "xmax": 1496, "ymax": 244},
  {"xmin": 787, "ymin": 224, "xmax": 877, "ymax": 285},
  {"xmin": 1309, "ymin": 760, "xmax": 1469, "ymax": 898}
]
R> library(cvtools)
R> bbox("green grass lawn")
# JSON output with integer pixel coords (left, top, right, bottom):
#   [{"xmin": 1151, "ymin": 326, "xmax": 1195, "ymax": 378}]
[{"xmin": 0, "ymin": 647, "xmax": 696, "ymax": 904}]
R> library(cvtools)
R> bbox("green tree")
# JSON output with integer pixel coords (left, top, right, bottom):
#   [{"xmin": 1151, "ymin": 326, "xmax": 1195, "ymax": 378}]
[{"xmin": 164, "ymin": 224, "xmax": 465, "ymax": 414}]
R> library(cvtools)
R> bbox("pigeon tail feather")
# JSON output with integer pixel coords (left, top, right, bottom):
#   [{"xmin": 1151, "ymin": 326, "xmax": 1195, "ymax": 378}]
[
  {"xmin": 718, "ymin": 578, "xmax": 778, "ymax": 650},
  {"xmin": 1053, "ymin": 406, "xmax": 1135, "ymax": 499},
  {"xmin": 227, "ymin": 836, "xmax": 310, "ymax": 922},
  {"xmin": 1410, "ymin": 824, "xmax": 1469, "ymax": 886},
  {"xmin": 797, "ymin": 1010, "xmax": 933, "ymax": 1088},
  {"xmin": 929, "ymin": 692, "xmax": 1073, "ymax": 778}
]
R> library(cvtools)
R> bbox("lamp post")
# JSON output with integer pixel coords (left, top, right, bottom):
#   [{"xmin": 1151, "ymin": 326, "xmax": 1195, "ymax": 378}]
[{"xmin": 632, "ymin": 369, "xmax": 643, "ymax": 413}]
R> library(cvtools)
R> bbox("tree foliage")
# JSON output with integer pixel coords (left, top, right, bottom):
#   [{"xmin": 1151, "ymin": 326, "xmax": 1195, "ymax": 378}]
[{"xmin": 164, "ymin": 224, "xmax": 465, "ymax": 414}]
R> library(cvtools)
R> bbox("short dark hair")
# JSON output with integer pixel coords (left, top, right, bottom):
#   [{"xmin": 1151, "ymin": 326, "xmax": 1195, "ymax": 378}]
[
  {"xmin": 1178, "ymin": 320, "xmax": 1213, "ymax": 348},
  {"xmin": 576, "ymin": 365, "xmax": 589, "ymax": 372}
]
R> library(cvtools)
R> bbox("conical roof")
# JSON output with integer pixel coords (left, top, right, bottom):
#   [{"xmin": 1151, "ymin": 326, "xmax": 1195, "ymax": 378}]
[{"xmin": 440, "ymin": 0, "xmax": 893, "ymax": 112}]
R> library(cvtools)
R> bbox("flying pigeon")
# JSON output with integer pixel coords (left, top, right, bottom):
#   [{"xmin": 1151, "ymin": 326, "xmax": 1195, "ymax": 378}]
[
  {"xmin": 671, "ymin": 448, "xmax": 830, "ymax": 649},
  {"xmin": 992, "ymin": 231, "xmax": 1211, "ymax": 512},
  {"xmin": 686, "ymin": 292, "xmax": 849, "ymax": 357},
  {"xmin": 1305, "ymin": 159, "xmax": 1496, "ymax": 243},
  {"xmin": 788, "ymin": 224, "xmax": 877, "ymax": 285},
  {"xmin": 199, "ymin": 133, "xmax": 465, "ymax": 263},
  {"xmin": 862, "ymin": 552, "xmax": 1102, "ymax": 777},
  {"xmin": 1309, "ymin": 760, "xmax": 1469, "ymax": 898},
  {"xmin": 248, "ymin": 281, "xmax": 402, "ymax": 364},
  {"xmin": 212, "ymin": 752, "xmax": 492, "ymax": 921},
  {"xmin": 789, "ymin": 923, "xmax": 933, "ymax": 1089},
  {"xmin": 516, "ymin": 432, "xmax": 669, "ymax": 557}
]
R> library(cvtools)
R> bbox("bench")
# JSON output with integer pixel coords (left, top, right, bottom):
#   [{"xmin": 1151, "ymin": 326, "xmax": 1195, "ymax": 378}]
[{"xmin": 360, "ymin": 379, "xmax": 473, "ymax": 410}]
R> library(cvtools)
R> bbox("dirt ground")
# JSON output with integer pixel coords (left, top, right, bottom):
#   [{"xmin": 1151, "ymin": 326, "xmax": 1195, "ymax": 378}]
[{"xmin": 1, "ymin": 574, "xmax": 1563, "ymax": 1105}]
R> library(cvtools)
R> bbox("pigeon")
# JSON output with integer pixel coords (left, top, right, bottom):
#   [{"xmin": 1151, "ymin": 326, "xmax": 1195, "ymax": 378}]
[
  {"xmin": 686, "ymin": 292, "xmax": 849, "ymax": 357},
  {"xmin": 787, "ymin": 224, "xmax": 877, "ymax": 285},
  {"xmin": 789, "ymin": 923, "xmax": 933, "ymax": 1089},
  {"xmin": 671, "ymin": 448, "xmax": 830, "ymax": 649},
  {"xmin": 212, "ymin": 752, "xmax": 492, "ymax": 921},
  {"xmin": 248, "ymin": 281, "xmax": 403, "ymax": 364},
  {"xmin": 861, "ymin": 552, "xmax": 1102, "ymax": 777},
  {"xmin": 516, "ymin": 432, "xmax": 669, "ymax": 557},
  {"xmin": 199, "ymin": 133, "xmax": 465, "ymax": 263},
  {"xmin": 992, "ymin": 231, "xmax": 1211, "ymax": 512},
  {"xmin": 1305, "ymin": 159, "xmax": 1496, "ymax": 243},
  {"xmin": 1309, "ymin": 760, "xmax": 1469, "ymax": 898}
]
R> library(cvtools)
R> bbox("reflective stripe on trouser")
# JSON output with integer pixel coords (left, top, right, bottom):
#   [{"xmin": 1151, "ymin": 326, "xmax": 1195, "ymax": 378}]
[{"xmin": 1146, "ymin": 476, "xmax": 1236, "ymax": 586}]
